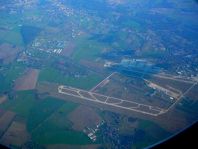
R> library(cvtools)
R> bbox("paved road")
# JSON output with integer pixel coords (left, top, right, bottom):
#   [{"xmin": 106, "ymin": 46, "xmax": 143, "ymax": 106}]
[
  {"xmin": 57, "ymin": 71, "xmax": 197, "ymax": 116},
  {"xmin": 58, "ymin": 85, "xmax": 166, "ymax": 116}
]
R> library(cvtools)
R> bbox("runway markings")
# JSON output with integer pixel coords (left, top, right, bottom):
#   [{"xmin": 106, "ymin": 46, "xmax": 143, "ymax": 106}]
[
  {"xmin": 89, "ymin": 72, "xmax": 116, "ymax": 92},
  {"xmin": 58, "ymin": 71, "xmax": 197, "ymax": 117},
  {"xmin": 58, "ymin": 85, "xmax": 165, "ymax": 116}
]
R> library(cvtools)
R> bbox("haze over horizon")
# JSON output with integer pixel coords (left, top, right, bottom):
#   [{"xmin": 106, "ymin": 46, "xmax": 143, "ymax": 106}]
[{"xmin": 0, "ymin": 0, "xmax": 197, "ymax": 149}]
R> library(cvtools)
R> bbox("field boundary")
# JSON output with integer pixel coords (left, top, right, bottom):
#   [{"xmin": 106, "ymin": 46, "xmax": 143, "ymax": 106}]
[{"xmin": 58, "ymin": 73, "xmax": 197, "ymax": 117}]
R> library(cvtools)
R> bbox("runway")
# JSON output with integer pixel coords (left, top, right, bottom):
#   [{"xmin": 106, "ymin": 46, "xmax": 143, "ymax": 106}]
[{"xmin": 58, "ymin": 85, "xmax": 167, "ymax": 116}]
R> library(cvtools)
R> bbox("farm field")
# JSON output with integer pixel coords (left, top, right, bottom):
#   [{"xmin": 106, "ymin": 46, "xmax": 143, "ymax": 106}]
[
  {"xmin": 0, "ymin": 121, "xmax": 29, "ymax": 146},
  {"xmin": 0, "ymin": 62, "xmax": 26, "ymax": 93},
  {"xmin": 0, "ymin": 90, "xmax": 95, "ymax": 147},
  {"xmin": 14, "ymin": 68, "xmax": 40, "ymax": 91},
  {"xmin": 0, "ymin": 43, "xmax": 21, "ymax": 64},
  {"xmin": 71, "ymin": 37, "xmax": 105, "ymax": 62},
  {"xmin": 38, "ymin": 67, "xmax": 103, "ymax": 90},
  {"xmin": 0, "ymin": 0, "xmax": 198, "ymax": 148},
  {"xmin": 0, "ymin": 90, "xmax": 37, "ymax": 118},
  {"xmin": 0, "ymin": 96, "xmax": 7, "ymax": 105},
  {"xmin": 0, "ymin": 110, "xmax": 16, "ymax": 137},
  {"xmin": 68, "ymin": 105, "xmax": 102, "ymax": 131},
  {"xmin": 0, "ymin": 27, "xmax": 23, "ymax": 46}
]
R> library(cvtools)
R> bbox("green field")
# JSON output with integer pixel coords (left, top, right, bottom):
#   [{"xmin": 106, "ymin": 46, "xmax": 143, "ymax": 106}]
[
  {"xmin": 47, "ymin": 102, "xmax": 78, "ymax": 129},
  {"xmin": 0, "ymin": 90, "xmax": 90, "ymax": 145},
  {"xmin": 0, "ymin": 13, "xmax": 23, "ymax": 46},
  {"xmin": 139, "ymin": 119, "xmax": 171, "ymax": 139},
  {"xmin": 27, "ymin": 97, "xmax": 64, "ymax": 131},
  {"xmin": 30, "ymin": 101, "xmax": 92, "ymax": 145},
  {"xmin": 71, "ymin": 37, "xmax": 104, "ymax": 62},
  {"xmin": 38, "ymin": 67, "xmax": 103, "ymax": 90},
  {"xmin": 32, "ymin": 129, "xmax": 91, "ymax": 145},
  {"xmin": 133, "ymin": 119, "xmax": 172, "ymax": 148},
  {"xmin": 0, "ymin": 63, "xmax": 26, "ymax": 93},
  {"xmin": 0, "ymin": 27, "xmax": 24, "ymax": 46},
  {"xmin": 0, "ymin": 90, "xmax": 36, "ymax": 117}
]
